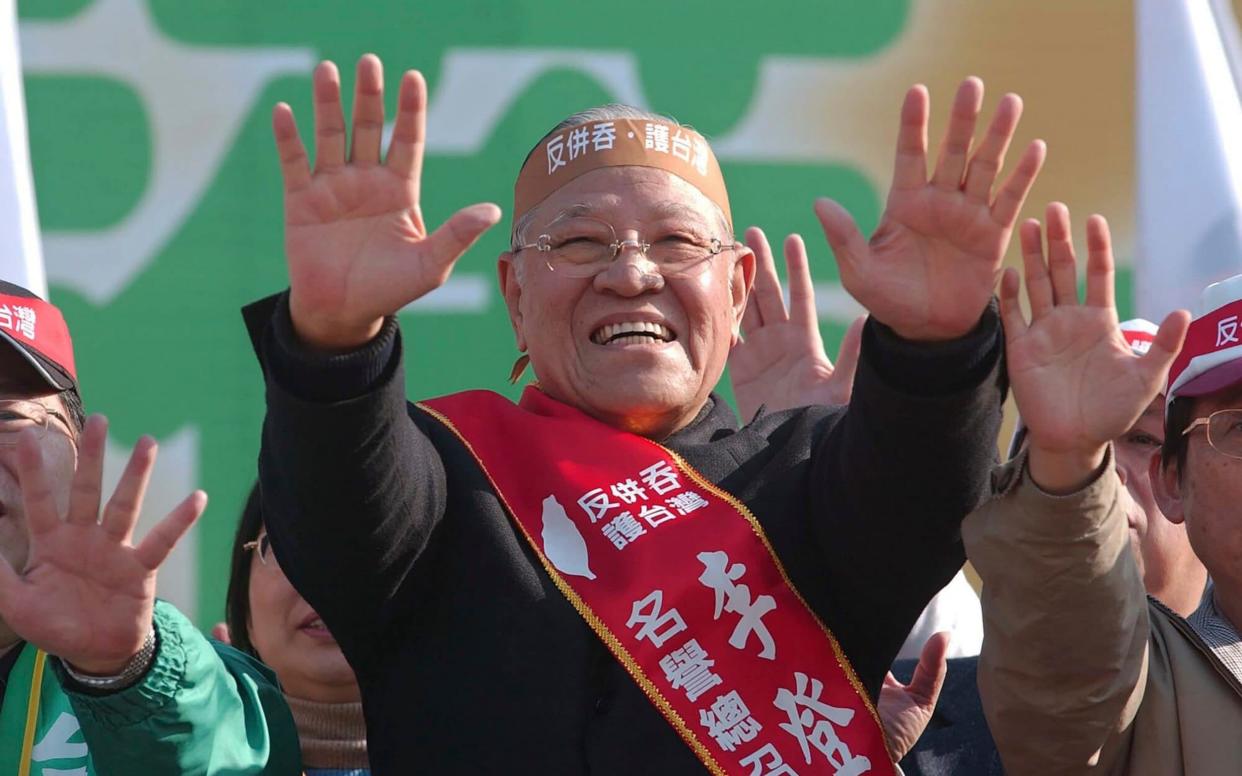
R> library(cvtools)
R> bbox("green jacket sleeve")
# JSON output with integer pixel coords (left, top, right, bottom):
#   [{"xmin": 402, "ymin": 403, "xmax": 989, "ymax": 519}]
[{"xmin": 51, "ymin": 600, "xmax": 303, "ymax": 775}]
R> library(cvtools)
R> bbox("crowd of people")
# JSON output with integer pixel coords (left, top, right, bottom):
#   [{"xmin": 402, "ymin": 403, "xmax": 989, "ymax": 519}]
[{"xmin": 0, "ymin": 52, "xmax": 1238, "ymax": 775}]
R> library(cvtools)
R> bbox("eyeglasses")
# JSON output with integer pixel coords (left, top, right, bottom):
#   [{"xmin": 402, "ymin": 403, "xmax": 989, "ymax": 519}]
[
  {"xmin": 512, "ymin": 215, "xmax": 739, "ymax": 278},
  {"xmin": 0, "ymin": 399, "xmax": 75, "ymax": 446},
  {"xmin": 1182, "ymin": 408, "xmax": 1242, "ymax": 460},
  {"xmin": 243, "ymin": 531, "xmax": 274, "ymax": 566}
]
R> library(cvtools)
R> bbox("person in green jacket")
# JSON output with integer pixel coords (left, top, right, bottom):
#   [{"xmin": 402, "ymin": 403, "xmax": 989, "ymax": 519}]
[{"xmin": 0, "ymin": 279, "xmax": 302, "ymax": 775}]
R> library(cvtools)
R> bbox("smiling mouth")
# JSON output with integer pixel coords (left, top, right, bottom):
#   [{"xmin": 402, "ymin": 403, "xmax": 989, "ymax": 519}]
[
  {"xmin": 298, "ymin": 616, "xmax": 337, "ymax": 641},
  {"xmin": 590, "ymin": 321, "xmax": 676, "ymax": 346}
]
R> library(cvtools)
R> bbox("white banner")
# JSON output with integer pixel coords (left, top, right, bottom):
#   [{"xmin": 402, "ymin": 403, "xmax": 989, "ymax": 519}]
[
  {"xmin": 1136, "ymin": 0, "xmax": 1242, "ymax": 319},
  {"xmin": 0, "ymin": 0, "xmax": 45, "ymax": 296}
]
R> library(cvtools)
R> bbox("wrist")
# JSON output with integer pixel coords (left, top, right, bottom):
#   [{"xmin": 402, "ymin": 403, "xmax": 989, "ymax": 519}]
[
  {"xmin": 887, "ymin": 323, "xmax": 964, "ymax": 344},
  {"xmin": 288, "ymin": 296, "xmax": 384, "ymax": 353},
  {"xmin": 62, "ymin": 627, "xmax": 157, "ymax": 691},
  {"xmin": 884, "ymin": 308, "xmax": 990, "ymax": 344},
  {"xmin": 1026, "ymin": 442, "xmax": 1108, "ymax": 495},
  {"xmin": 67, "ymin": 654, "xmax": 135, "ymax": 677}
]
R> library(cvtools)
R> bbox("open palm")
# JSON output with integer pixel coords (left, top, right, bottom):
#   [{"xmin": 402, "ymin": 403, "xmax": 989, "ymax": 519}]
[
  {"xmin": 729, "ymin": 227, "xmax": 863, "ymax": 421},
  {"xmin": 1002, "ymin": 205, "xmax": 1188, "ymax": 462},
  {"xmin": 816, "ymin": 78, "xmax": 1046, "ymax": 342},
  {"xmin": 276, "ymin": 55, "xmax": 502, "ymax": 350},
  {"xmin": 0, "ymin": 416, "xmax": 204, "ymax": 674}
]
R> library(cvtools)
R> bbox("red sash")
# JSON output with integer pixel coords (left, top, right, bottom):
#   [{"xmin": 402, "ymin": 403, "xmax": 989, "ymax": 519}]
[{"xmin": 419, "ymin": 388, "xmax": 894, "ymax": 776}]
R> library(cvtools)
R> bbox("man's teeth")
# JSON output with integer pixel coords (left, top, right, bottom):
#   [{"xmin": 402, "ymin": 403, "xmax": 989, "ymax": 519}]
[
  {"xmin": 306, "ymin": 619, "xmax": 325, "ymax": 629},
  {"xmin": 593, "ymin": 321, "xmax": 673, "ymax": 345}
]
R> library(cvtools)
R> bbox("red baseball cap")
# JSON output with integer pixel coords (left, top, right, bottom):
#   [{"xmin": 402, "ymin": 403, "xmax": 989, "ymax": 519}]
[
  {"xmin": 1167, "ymin": 273, "xmax": 1242, "ymax": 407},
  {"xmin": 0, "ymin": 280, "xmax": 77, "ymax": 392},
  {"xmin": 1007, "ymin": 319, "xmax": 1161, "ymax": 459}
]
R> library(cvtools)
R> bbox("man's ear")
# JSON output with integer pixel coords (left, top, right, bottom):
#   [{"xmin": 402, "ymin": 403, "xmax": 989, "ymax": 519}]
[
  {"xmin": 1151, "ymin": 450, "xmax": 1187, "ymax": 525},
  {"xmin": 497, "ymin": 252, "xmax": 527, "ymax": 352},
  {"xmin": 730, "ymin": 246, "xmax": 756, "ymax": 343}
]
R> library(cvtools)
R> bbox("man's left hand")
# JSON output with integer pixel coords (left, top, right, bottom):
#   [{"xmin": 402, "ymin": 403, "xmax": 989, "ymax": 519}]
[{"xmin": 816, "ymin": 78, "xmax": 1045, "ymax": 342}]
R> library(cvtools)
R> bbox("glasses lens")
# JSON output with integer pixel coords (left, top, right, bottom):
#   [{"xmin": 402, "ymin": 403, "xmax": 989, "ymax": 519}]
[
  {"xmin": 1208, "ymin": 410, "xmax": 1242, "ymax": 459},
  {"xmin": 0, "ymin": 402, "xmax": 47, "ymax": 446},
  {"xmin": 540, "ymin": 217, "xmax": 615, "ymax": 277},
  {"xmin": 647, "ymin": 237, "xmax": 708, "ymax": 268}
]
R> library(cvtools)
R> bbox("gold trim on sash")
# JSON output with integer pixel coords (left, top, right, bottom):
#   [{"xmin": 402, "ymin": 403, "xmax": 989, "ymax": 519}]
[{"xmin": 662, "ymin": 448, "xmax": 885, "ymax": 732}]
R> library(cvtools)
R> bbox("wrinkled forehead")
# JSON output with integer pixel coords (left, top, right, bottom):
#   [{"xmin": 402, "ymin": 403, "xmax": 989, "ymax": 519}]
[{"xmin": 522, "ymin": 166, "xmax": 730, "ymax": 232}]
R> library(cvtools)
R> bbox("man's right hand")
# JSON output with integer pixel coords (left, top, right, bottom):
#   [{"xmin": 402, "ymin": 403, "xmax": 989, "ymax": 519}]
[
  {"xmin": 1000, "ymin": 204, "xmax": 1188, "ymax": 492},
  {"xmin": 275, "ymin": 54, "xmax": 502, "ymax": 351}
]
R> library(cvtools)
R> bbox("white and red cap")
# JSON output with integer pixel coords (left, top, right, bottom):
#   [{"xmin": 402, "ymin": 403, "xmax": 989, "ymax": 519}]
[
  {"xmin": 1007, "ymin": 318, "xmax": 1161, "ymax": 459},
  {"xmin": 0, "ymin": 280, "xmax": 77, "ymax": 392},
  {"xmin": 1166, "ymin": 273, "xmax": 1242, "ymax": 407}
]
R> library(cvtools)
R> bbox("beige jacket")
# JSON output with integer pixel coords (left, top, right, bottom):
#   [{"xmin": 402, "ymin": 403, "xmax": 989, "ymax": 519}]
[{"xmin": 962, "ymin": 451, "xmax": 1242, "ymax": 775}]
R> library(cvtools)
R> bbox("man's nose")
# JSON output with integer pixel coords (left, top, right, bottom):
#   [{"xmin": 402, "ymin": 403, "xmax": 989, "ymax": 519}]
[{"xmin": 593, "ymin": 242, "xmax": 664, "ymax": 296}]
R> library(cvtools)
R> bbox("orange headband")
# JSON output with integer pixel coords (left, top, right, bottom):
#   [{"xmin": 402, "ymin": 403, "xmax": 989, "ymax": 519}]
[{"xmin": 513, "ymin": 118, "xmax": 732, "ymax": 228}]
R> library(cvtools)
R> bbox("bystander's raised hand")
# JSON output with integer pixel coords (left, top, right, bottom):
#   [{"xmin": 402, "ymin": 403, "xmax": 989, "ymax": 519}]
[
  {"xmin": 0, "ymin": 415, "xmax": 205, "ymax": 676},
  {"xmin": 1001, "ymin": 204, "xmax": 1188, "ymax": 492},
  {"xmin": 729, "ymin": 227, "xmax": 863, "ymax": 421}
]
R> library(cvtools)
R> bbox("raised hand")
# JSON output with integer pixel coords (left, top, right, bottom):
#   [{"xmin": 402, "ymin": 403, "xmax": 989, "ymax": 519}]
[
  {"xmin": 728, "ymin": 227, "xmax": 864, "ymax": 422},
  {"xmin": 276, "ymin": 55, "xmax": 502, "ymax": 350},
  {"xmin": 1001, "ymin": 204, "xmax": 1189, "ymax": 491},
  {"xmin": 0, "ymin": 416, "xmax": 205, "ymax": 675},
  {"xmin": 816, "ymin": 78, "xmax": 1046, "ymax": 342},
  {"xmin": 879, "ymin": 631, "xmax": 950, "ymax": 762}
]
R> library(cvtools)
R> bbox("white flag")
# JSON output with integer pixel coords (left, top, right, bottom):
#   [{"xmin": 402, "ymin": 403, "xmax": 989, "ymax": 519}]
[
  {"xmin": 0, "ymin": 0, "xmax": 46, "ymax": 296},
  {"xmin": 1136, "ymin": 0, "xmax": 1242, "ymax": 319}
]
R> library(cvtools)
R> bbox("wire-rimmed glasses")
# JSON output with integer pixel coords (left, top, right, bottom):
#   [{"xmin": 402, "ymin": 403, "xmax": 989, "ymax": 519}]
[
  {"xmin": 512, "ymin": 215, "xmax": 739, "ymax": 278},
  {"xmin": 0, "ymin": 399, "xmax": 75, "ymax": 446},
  {"xmin": 1182, "ymin": 408, "xmax": 1242, "ymax": 460},
  {"xmin": 243, "ymin": 531, "xmax": 274, "ymax": 566}
]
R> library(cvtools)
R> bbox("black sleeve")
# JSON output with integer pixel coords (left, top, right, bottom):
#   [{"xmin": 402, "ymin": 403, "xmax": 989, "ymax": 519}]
[
  {"xmin": 808, "ymin": 303, "xmax": 1005, "ymax": 694},
  {"xmin": 242, "ymin": 293, "xmax": 447, "ymax": 667}
]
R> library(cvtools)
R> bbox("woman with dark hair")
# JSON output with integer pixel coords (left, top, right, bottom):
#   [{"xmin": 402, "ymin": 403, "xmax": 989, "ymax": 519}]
[{"xmin": 217, "ymin": 484, "xmax": 370, "ymax": 775}]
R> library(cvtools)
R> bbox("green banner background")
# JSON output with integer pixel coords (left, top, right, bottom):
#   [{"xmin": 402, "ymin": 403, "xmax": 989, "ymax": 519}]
[{"xmin": 18, "ymin": 0, "xmax": 1137, "ymax": 625}]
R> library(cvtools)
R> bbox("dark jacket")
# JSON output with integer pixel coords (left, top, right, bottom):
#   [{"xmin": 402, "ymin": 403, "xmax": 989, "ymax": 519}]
[
  {"xmin": 244, "ymin": 293, "xmax": 1005, "ymax": 775},
  {"xmin": 891, "ymin": 656, "xmax": 1003, "ymax": 776}
]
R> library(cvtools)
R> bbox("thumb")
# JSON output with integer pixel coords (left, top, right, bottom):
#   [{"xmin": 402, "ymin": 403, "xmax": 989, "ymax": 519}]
[
  {"xmin": 813, "ymin": 198, "xmax": 868, "ymax": 281},
  {"xmin": 908, "ymin": 631, "xmax": 951, "ymax": 707},
  {"xmin": 210, "ymin": 622, "xmax": 232, "ymax": 644},
  {"xmin": 998, "ymin": 267, "xmax": 1029, "ymax": 347},
  {"xmin": 882, "ymin": 669, "xmax": 903, "ymax": 691},
  {"xmin": 1142, "ymin": 309, "xmax": 1191, "ymax": 387},
  {"xmin": 417, "ymin": 203, "xmax": 503, "ymax": 281}
]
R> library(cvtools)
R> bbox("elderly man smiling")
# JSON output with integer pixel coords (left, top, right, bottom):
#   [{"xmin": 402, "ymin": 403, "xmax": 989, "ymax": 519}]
[{"xmin": 244, "ymin": 54, "xmax": 1044, "ymax": 775}]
